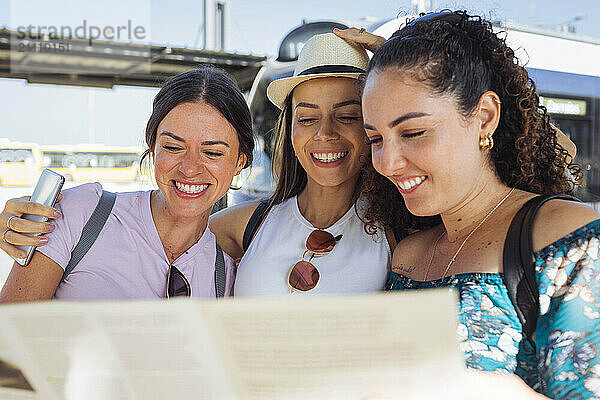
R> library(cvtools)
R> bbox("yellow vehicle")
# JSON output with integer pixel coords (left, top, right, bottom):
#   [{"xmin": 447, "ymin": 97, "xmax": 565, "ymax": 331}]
[
  {"xmin": 41, "ymin": 144, "xmax": 143, "ymax": 182},
  {"xmin": 0, "ymin": 139, "xmax": 42, "ymax": 186}
]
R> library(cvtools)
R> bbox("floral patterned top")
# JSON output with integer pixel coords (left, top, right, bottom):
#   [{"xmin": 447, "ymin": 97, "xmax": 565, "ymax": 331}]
[{"xmin": 385, "ymin": 219, "xmax": 600, "ymax": 399}]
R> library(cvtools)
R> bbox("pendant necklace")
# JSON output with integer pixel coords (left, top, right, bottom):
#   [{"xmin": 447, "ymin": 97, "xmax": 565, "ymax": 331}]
[{"xmin": 423, "ymin": 187, "xmax": 515, "ymax": 281}]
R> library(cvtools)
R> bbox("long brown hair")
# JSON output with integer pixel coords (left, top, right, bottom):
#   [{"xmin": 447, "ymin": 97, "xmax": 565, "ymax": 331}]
[{"xmin": 268, "ymin": 95, "xmax": 306, "ymax": 206}]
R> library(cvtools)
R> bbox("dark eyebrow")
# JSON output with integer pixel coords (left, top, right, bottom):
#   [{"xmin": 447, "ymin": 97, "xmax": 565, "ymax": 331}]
[
  {"xmin": 160, "ymin": 131, "xmax": 185, "ymax": 142},
  {"xmin": 160, "ymin": 132, "xmax": 230, "ymax": 148},
  {"xmin": 389, "ymin": 112, "xmax": 431, "ymax": 128},
  {"xmin": 333, "ymin": 100, "xmax": 361, "ymax": 109},
  {"xmin": 295, "ymin": 102, "xmax": 318, "ymax": 110},
  {"xmin": 363, "ymin": 123, "xmax": 376, "ymax": 131},
  {"xmin": 201, "ymin": 140, "xmax": 230, "ymax": 148}
]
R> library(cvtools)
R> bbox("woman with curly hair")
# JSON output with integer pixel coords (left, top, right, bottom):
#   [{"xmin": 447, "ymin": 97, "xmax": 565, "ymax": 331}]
[{"xmin": 360, "ymin": 10, "xmax": 600, "ymax": 398}]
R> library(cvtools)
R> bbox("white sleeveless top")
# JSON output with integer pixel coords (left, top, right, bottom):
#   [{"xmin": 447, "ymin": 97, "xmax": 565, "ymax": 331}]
[{"xmin": 234, "ymin": 196, "xmax": 390, "ymax": 296}]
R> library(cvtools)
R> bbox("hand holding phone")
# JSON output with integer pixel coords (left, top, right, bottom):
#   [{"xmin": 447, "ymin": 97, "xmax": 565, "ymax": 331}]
[{"xmin": 11, "ymin": 169, "xmax": 65, "ymax": 266}]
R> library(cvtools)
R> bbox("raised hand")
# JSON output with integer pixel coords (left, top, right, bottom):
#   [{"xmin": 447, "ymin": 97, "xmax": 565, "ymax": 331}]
[{"xmin": 333, "ymin": 27, "xmax": 386, "ymax": 53}]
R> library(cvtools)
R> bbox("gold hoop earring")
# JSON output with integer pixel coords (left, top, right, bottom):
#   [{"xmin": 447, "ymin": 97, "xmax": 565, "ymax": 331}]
[{"xmin": 479, "ymin": 135, "xmax": 494, "ymax": 150}]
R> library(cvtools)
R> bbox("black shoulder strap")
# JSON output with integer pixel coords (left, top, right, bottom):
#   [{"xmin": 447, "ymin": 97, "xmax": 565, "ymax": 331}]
[
  {"xmin": 502, "ymin": 193, "xmax": 580, "ymax": 349},
  {"xmin": 392, "ymin": 226, "xmax": 408, "ymax": 243},
  {"xmin": 63, "ymin": 190, "xmax": 116, "ymax": 281},
  {"xmin": 242, "ymin": 199, "xmax": 270, "ymax": 252},
  {"xmin": 214, "ymin": 242, "xmax": 226, "ymax": 298}
]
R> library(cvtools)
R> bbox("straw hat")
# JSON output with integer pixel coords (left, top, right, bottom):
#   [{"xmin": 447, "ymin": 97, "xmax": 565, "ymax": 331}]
[{"xmin": 267, "ymin": 33, "xmax": 369, "ymax": 109}]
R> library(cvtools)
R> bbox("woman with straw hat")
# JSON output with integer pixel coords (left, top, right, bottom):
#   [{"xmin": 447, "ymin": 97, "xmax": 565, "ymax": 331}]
[{"xmin": 213, "ymin": 32, "xmax": 400, "ymax": 295}]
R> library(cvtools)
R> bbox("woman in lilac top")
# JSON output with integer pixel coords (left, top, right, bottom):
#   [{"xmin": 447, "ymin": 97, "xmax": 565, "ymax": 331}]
[{"xmin": 0, "ymin": 68, "xmax": 253, "ymax": 301}]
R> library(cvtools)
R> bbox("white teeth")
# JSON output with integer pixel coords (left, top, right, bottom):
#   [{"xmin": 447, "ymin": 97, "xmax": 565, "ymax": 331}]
[
  {"xmin": 175, "ymin": 181, "xmax": 209, "ymax": 194},
  {"xmin": 398, "ymin": 176, "xmax": 426, "ymax": 191},
  {"xmin": 311, "ymin": 152, "xmax": 348, "ymax": 163}
]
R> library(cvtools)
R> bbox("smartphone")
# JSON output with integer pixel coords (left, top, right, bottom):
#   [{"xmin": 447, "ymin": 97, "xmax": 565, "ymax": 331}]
[{"xmin": 11, "ymin": 169, "xmax": 65, "ymax": 266}]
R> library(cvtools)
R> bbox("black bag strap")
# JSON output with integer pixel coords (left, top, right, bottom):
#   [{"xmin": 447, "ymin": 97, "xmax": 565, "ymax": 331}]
[
  {"xmin": 392, "ymin": 226, "xmax": 409, "ymax": 244},
  {"xmin": 502, "ymin": 193, "xmax": 581, "ymax": 349},
  {"xmin": 214, "ymin": 242, "xmax": 226, "ymax": 298},
  {"xmin": 61, "ymin": 190, "xmax": 227, "ymax": 298},
  {"xmin": 242, "ymin": 199, "xmax": 270, "ymax": 252},
  {"xmin": 63, "ymin": 190, "xmax": 116, "ymax": 281}
]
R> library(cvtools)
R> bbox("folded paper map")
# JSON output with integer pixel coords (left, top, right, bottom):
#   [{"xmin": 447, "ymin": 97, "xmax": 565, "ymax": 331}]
[{"xmin": 0, "ymin": 289, "xmax": 465, "ymax": 400}]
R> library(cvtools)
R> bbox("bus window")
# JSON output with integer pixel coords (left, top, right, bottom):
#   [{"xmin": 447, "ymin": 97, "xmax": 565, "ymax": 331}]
[
  {"xmin": 0, "ymin": 143, "xmax": 42, "ymax": 186},
  {"xmin": 553, "ymin": 117, "xmax": 598, "ymax": 201},
  {"xmin": 40, "ymin": 146, "xmax": 142, "ymax": 182},
  {"xmin": 230, "ymin": 141, "xmax": 275, "ymax": 205},
  {"xmin": 0, "ymin": 148, "xmax": 34, "ymax": 163},
  {"xmin": 277, "ymin": 21, "xmax": 348, "ymax": 62}
]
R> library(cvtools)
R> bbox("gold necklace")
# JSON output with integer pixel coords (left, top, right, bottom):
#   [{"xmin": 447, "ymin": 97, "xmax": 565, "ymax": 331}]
[{"xmin": 423, "ymin": 187, "xmax": 515, "ymax": 281}]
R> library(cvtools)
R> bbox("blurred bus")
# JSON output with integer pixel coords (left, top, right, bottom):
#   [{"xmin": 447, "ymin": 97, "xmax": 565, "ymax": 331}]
[
  {"xmin": 228, "ymin": 137, "xmax": 275, "ymax": 206},
  {"xmin": 0, "ymin": 139, "xmax": 42, "ymax": 186},
  {"xmin": 247, "ymin": 18, "xmax": 600, "ymax": 202},
  {"xmin": 41, "ymin": 144, "xmax": 143, "ymax": 182}
]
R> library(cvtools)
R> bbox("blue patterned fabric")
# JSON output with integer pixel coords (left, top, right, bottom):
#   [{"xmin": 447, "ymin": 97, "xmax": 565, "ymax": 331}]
[{"xmin": 385, "ymin": 219, "xmax": 600, "ymax": 399}]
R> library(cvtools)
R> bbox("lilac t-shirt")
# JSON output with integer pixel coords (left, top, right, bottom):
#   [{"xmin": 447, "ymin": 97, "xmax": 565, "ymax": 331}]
[{"xmin": 38, "ymin": 183, "xmax": 235, "ymax": 300}]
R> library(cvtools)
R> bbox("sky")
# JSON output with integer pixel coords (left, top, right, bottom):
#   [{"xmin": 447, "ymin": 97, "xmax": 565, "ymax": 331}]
[{"xmin": 0, "ymin": 0, "xmax": 598, "ymax": 147}]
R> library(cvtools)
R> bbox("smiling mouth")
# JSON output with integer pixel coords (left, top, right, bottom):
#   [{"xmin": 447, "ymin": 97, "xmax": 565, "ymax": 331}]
[
  {"xmin": 173, "ymin": 181, "xmax": 209, "ymax": 194},
  {"xmin": 311, "ymin": 151, "xmax": 349, "ymax": 163},
  {"xmin": 397, "ymin": 176, "xmax": 427, "ymax": 192}
]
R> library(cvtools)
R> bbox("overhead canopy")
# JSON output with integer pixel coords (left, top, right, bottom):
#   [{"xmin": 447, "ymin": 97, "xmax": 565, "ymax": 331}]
[{"xmin": 0, "ymin": 29, "xmax": 266, "ymax": 91}]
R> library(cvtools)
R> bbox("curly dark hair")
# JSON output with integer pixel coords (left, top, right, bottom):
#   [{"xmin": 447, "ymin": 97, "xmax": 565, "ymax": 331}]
[{"xmin": 359, "ymin": 10, "xmax": 583, "ymax": 234}]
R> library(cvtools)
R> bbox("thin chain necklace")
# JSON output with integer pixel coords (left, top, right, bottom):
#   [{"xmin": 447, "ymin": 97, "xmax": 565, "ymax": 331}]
[{"xmin": 423, "ymin": 187, "xmax": 515, "ymax": 281}]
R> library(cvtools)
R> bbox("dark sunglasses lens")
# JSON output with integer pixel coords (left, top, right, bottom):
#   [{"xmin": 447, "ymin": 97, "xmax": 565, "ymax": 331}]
[
  {"xmin": 168, "ymin": 267, "xmax": 190, "ymax": 297},
  {"xmin": 289, "ymin": 260, "xmax": 320, "ymax": 291},
  {"xmin": 306, "ymin": 230, "xmax": 336, "ymax": 253}
]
